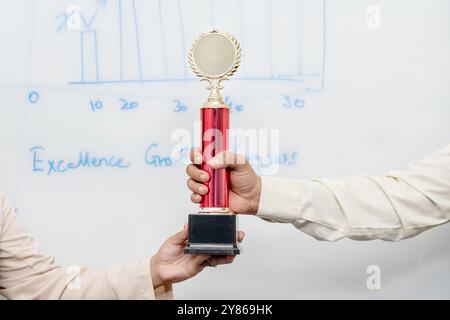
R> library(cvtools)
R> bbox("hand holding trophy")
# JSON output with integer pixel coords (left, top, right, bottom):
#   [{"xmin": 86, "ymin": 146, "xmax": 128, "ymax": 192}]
[{"xmin": 184, "ymin": 30, "xmax": 242, "ymax": 256}]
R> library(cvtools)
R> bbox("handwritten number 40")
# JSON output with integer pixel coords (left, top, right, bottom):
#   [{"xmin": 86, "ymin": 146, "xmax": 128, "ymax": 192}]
[{"xmin": 283, "ymin": 95, "xmax": 305, "ymax": 109}]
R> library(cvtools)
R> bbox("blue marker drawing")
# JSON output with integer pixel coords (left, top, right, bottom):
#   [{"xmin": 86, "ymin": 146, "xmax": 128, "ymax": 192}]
[
  {"xmin": 28, "ymin": 91, "xmax": 40, "ymax": 104},
  {"xmin": 30, "ymin": 146, "xmax": 46, "ymax": 172},
  {"xmin": 90, "ymin": 100, "xmax": 103, "ymax": 111},
  {"xmin": 144, "ymin": 143, "xmax": 173, "ymax": 167},
  {"xmin": 157, "ymin": 0, "xmax": 168, "ymax": 77},
  {"xmin": 224, "ymin": 96, "xmax": 244, "ymax": 113},
  {"xmin": 119, "ymin": 98, "xmax": 139, "ymax": 110},
  {"xmin": 248, "ymin": 152, "xmax": 298, "ymax": 168},
  {"xmin": 81, "ymin": 0, "xmax": 107, "ymax": 30},
  {"xmin": 80, "ymin": 31, "xmax": 85, "ymax": 82},
  {"xmin": 80, "ymin": 30, "xmax": 100, "ymax": 83},
  {"xmin": 29, "ymin": 146, "xmax": 131, "ymax": 176},
  {"xmin": 65, "ymin": 0, "xmax": 326, "ymax": 92},
  {"xmin": 176, "ymin": 0, "xmax": 187, "ymax": 80},
  {"xmin": 173, "ymin": 99, "xmax": 188, "ymax": 113},
  {"xmin": 118, "ymin": 0, "xmax": 124, "ymax": 80},
  {"xmin": 283, "ymin": 95, "xmax": 305, "ymax": 109},
  {"xmin": 144, "ymin": 143, "xmax": 190, "ymax": 167},
  {"xmin": 56, "ymin": 0, "xmax": 106, "ymax": 32},
  {"xmin": 28, "ymin": 145, "xmax": 295, "ymax": 174},
  {"xmin": 131, "ymin": 0, "xmax": 143, "ymax": 83}
]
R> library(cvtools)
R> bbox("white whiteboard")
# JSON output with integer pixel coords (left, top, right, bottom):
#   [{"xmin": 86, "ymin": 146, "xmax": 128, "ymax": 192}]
[{"xmin": 1, "ymin": 0, "xmax": 450, "ymax": 299}]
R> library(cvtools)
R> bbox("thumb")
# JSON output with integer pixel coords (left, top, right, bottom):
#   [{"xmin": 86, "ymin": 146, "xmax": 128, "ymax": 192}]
[
  {"xmin": 168, "ymin": 224, "xmax": 188, "ymax": 245},
  {"xmin": 208, "ymin": 151, "xmax": 248, "ymax": 171},
  {"xmin": 190, "ymin": 148, "xmax": 203, "ymax": 165}
]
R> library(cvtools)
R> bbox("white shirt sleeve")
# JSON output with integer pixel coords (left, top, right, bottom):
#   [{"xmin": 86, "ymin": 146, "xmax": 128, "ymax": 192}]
[
  {"xmin": 0, "ymin": 194, "xmax": 172, "ymax": 300},
  {"xmin": 257, "ymin": 143, "xmax": 450, "ymax": 241}
]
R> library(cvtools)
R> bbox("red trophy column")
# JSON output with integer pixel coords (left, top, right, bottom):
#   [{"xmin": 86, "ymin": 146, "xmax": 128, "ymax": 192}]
[{"xmin": 200, "ymin": 106, "xmax": 229, "ymax": 211}]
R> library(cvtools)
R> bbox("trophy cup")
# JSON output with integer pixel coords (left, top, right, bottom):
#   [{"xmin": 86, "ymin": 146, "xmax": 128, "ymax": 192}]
[{"xmin": 184, "ymin": 30, "xmax": 241, "ymax": 256}]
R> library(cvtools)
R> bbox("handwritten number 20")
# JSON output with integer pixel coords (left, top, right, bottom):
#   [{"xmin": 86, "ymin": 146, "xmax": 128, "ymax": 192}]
[{"xmin": 119, "ymin": 98, "xmax": 139, "ymax": 110}]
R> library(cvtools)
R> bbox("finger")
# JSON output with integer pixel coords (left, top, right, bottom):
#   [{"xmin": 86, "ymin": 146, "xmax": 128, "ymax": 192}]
[
  {"xmin": 237, "ymin": 230, "xmax": 245, "ymax": 243},
  {"xmin": 168, "ymin": 224, "xmax": 188, "ymax": 245},
  {"xmin": 208, "ymin": 151, "xmax": 248, "ymax": 171},
  {"xmin": 187, "ymin": 179, "xmax": 208, "ymax": 195},
  {"xmin": 209, "ymin": 255, "xmax": 235, "ymax": 266},
  {"xmin": 186, "ymin": 164, "xmax": 209, "ymax": 182},
  {"xmin": 193, "ymin": 254, "xmax": 210, "ymax": 267},
  {"xmin": 191, "ymin": 193, "xmax": 202, "ymax": 203},
  {"xmin": 189, "ymin": 255, "xmax": 210, "ymax": 275},
  {"xmin": 190, "ymin": 148, "xmax": 203, "ymax": 165}
]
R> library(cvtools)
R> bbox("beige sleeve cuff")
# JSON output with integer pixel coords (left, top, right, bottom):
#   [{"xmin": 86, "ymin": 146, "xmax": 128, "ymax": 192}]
[
  {"xmin": 137, "ymin": 259, "xmax": 173, "ymax": 300},
  {"xmin": 256, "ymin": 176, "xmax": 308, "ymax": 223},
  {"xmin": 60, "ymin": 258, "xmax": 174, "ymax": 300},
  {"xmin": 255, "ymin": 176, "xmax": 348, "ymax": 241},
  {"xmin": 120, "ymin": 258, "xmax": 173, "ymax": 300}
]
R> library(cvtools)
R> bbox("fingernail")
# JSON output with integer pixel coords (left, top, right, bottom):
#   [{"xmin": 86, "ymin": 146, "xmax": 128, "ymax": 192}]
[
  {"xmin": 194, "ymin": 154, "xmax": 202, "ymax": 164},
  {"xmin": 208, "ymin": 158, "xmax": 219, "ymax": 166},
  {"xmin": 198, "ymin": 186, "xmax": 207, "ymax": 194},
  {"xmin": 200, "ymin": 174, "xmax": 208, "ymax": 181}
]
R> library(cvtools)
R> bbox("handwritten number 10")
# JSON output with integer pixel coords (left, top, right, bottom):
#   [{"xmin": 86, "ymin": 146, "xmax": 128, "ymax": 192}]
[{"xmin": 90, "ymin": 100, "xmax": 103, "ymax": 111}]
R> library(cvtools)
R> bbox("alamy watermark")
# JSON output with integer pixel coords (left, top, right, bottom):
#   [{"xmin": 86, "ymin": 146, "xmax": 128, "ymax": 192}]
[
  {"xmin": 366, "ymin": 4, "xmax": 382, "ymax": 30},
  {"xmin": 366, "ymin": 265, "xmax": 382, "ymax": 290},
  {"xmin": 171, "ymin": 122, "xmax": 281, "ymax": 175}
]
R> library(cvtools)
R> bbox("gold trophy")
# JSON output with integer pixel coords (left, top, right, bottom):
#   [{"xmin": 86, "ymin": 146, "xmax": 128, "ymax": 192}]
[{"xmin": 184, "ymin": 30, "xmax": 242, "ymax": 255}]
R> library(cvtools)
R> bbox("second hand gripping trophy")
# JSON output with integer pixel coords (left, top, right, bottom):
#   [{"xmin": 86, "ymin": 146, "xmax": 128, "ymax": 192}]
[{"xmin": 184, "ymin": 30, "xmax": 242, "ymax": 256}]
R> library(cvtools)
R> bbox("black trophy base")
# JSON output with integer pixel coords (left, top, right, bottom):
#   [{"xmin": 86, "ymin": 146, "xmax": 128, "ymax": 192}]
[{"xmin": 184, "ymin": 213, "xmax": 241, "ymax": 256}]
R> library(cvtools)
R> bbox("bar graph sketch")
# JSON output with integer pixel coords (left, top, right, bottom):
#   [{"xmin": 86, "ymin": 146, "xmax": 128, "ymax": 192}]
[{"xmin": 62, "ymin": 0, "xmax": 326, "ymax": 91}]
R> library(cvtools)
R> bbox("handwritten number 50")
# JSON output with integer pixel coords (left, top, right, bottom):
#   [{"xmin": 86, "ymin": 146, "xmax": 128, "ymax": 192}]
[{"xmin": 283, "ymin": 95, "xmax": 305, "ymax": 109}]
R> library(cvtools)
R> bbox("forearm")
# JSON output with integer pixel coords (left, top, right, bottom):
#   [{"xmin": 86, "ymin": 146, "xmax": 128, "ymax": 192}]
[
  {"xmin": 0, "ymin": 259, "xmax": 171, "ymax": 300},
  {"xmin": 257, "ymin": 144, "xmax": 450, "ymax": 241},
  {"xmin": 59, "ymin": 260, "xmax": 172, "ymax": 300},
  {"xmin": 0, "ymin": 195, "xmax": 172, "ymax": 299}
]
